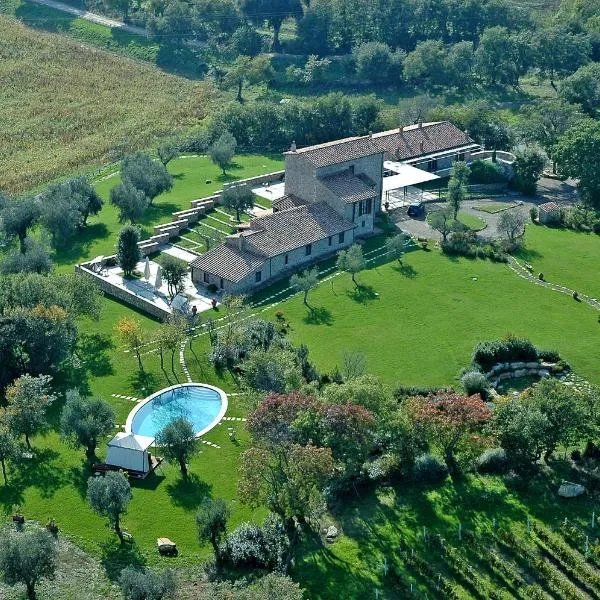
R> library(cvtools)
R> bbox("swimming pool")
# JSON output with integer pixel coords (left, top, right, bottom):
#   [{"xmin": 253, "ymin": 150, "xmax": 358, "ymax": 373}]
[{"xmin": 125, "ymin": 383, "xmax": 228, "ymax": 438}]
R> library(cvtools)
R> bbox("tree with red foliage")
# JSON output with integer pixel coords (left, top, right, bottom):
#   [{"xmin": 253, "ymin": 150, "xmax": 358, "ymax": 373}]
[
  {"xmin": 408, "ymin": 392, "xmax": 491, "ymax": 475},
  {"xmin": 246, "ymin": 392, "xmax": 320, "ymax": 446}
]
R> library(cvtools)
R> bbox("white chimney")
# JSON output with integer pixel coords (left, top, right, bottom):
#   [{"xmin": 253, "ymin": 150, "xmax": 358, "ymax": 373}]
[
  {"xmin": 420, "ymin": 140, "xmax": 424, "ymax": 153},
  {"xmin": 464, "ymin": 129, "xmax": 470, "ymax": 142},
  {"xmin": 290, "ymin": 140, "xmax": 297, "ymax": 152},
  {"xmin": 237, "ymin": 234, "xmax": 245, "ymax": 251},
  {"xmin": 418, "ymin": 120, "xmax": 423, "ymax": 129}
]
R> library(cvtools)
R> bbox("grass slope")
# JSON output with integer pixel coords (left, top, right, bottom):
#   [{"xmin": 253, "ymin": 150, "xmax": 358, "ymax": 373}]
[
  {"xmin": 264, "ymin": 246, "xmax": 600, "ymax": 387},
  {"xmin": 0, "ymin": 15, "xmax": 198, "ymax": 193}
]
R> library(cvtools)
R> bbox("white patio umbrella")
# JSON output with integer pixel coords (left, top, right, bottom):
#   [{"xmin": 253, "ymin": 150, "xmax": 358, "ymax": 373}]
[
  {"xmin": 144, "ymin": 256, "xmax": 151, "ymax": 281},
  {"xmin": 154, "ymin": 265, "xmax": 162, "ymax": 290}
]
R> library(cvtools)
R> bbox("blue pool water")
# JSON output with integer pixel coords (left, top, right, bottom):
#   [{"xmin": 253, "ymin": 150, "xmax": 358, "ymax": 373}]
[{"xmin": 130, "ymin": 385, "xmax": 224, "ymax": 437}]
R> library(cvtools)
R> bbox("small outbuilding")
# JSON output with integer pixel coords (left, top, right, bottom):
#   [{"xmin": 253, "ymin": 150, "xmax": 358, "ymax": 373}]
[
  {"xmin": 538, "ymin": 201, "xmax": 561, "ymax": 224},
  {"xmin": 105, "ymin": 433, "xmax": 156, "ymax": 475}
]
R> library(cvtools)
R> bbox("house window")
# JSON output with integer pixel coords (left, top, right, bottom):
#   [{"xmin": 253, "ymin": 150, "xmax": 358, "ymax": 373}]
[
  {"xmin": 427, "ymin": 159, "xmax": 438, "ymax": 172},
  {"xmin": 352, "ymin": 203, "xmax": 356, "ymax": 221},
  {"xmin": 255, "ymin": 271, "xmax": 262, "ymax": 283},
  {"xmin": 305, "ymin": 244, "xmax": 312, "ymax": 256},
  {"xmin": 362, "ymin": 220, "xmax": 365, "ymax": 228},
  {"xmin": 220, "ymin": 278, "xmax": 224, "ymax": 289},
  {"xmin": 349, "ymin": 165, "xmax": 355, "ymax": 174},
  {"xmin": 328, "ymin": 236, "xmax": 332, "ymax": 246},
  {"xmin": 284, "ymin": 254, "xmax": 289, "ymax": 265},
  {"xmin": 338, "ymin": 231, "xmax": 345, "ymax": 244},
  {"xmin": 358, "ymin": 201, "xmax": 364, "ymax": 217},
  {"xmin": 203, "ymin": 272, "xmax": 209, "ymax": 284},
  {"xmin": 365, "ymin": 198, "xmax": 372, "ymax": 214},
  {"xmin": 457, "ymin": 152, "xmax": 465, "ymax": 162}
]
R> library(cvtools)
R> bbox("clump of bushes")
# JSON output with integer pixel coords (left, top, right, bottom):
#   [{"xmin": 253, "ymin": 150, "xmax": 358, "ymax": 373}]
[
  {"xmin": 412, "ymin": 454, "xmax": 448, "ymax": 484},
  {"xmin": 460, "ymin": 370, "xmax": 489, "ymax": 397},
  {"xmin": 220, "ymin": 514, "xmax": 289, "ymax": 573},
  {"xmin": 441, "ymin": 231, "xmax": 508, "ymax": 262},
  {"xmin": 393, "ymin": 384, "xmax": 441, "ymax": 401},
  {"xmin": 476, "ymin": 448, "xmax": 508, "ymax": 474},
  {"xmin": 472, "ymin": 337, "xmax": 538, "ymax": 372},
  {"xmin": 469, "ymin": 160, "xmax": 506, "ymax": 185}
]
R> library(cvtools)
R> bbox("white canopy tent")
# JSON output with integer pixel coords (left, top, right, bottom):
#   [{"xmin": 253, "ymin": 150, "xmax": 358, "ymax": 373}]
[{"xmin": 105, "ymin": 433, "xmax": 155, "ymax": 474}]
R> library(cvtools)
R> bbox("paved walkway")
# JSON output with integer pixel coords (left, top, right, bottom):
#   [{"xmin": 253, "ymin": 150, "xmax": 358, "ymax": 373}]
[
  {"xmin": 28, "ymin": 0, "xmax": 147, "ymax": 35},
  {"xmin": 160, "ymin": 244, "xmax": 199, "ymax": 263}
]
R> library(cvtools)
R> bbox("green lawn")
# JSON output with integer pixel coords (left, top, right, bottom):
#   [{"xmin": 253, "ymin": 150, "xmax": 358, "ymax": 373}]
[
  {"xmin": 53, "ymin": 154, "xmax": 283, "ymax": 270},
  {"xmin": 473, "ymin": 202, "xmax": 518, "ymax": 214},
  {"xmin": 263, "ymin": 245, "xmax": 600, "ymax": 388},
  {"xmin": 517, "ymin": 225, "xmax": 600, "ymax": 301},
  {"xmin": 427, "ymin": 210, "xmax": 487, "ymax": 233}
]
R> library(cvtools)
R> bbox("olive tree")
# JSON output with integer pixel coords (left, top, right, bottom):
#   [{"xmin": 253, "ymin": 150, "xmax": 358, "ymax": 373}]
[
  {"xmin": 209, "ymin": 131, "xmax": 237, "ymax": 175},
  {"xmin": 336, "ymin": 244, "xmax": 366, "ymax": 287},
  {"xmin": 497, "ymin": 210, "xmax": 526, "ymax": 244},
  {"xmin": 119, "ymin": 566, "xmax": 176, "ymax": 600},
  {"xmin": 196, "ymin": 498, "xmax": 230, "ymax": 563},
  {"xmin": 60, "ymin": 390, "xmax": 116, "ymax": 462},
  {"xmin": 0, "ymin": 426, "xmax": 18, "ymax": 485},
  {"xmin": 290, "ymin": 267, "xmax": 319, "ymax": 307},
  {"xmin": 0, "ymin": 528, "xmax": 58, "ymax": 600},
  {"xmin": 87, "ymin": 471, "xmax": 132, "ymax": 543},
  {"xmin": 156, "ymin": 417, "xmax": 199, "ymax": 479}
]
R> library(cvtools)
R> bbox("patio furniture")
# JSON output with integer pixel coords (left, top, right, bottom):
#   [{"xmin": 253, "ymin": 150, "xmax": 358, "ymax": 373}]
[{"xmin": 157, "ymin": 537, "xmax": 178, "ymax": 556}]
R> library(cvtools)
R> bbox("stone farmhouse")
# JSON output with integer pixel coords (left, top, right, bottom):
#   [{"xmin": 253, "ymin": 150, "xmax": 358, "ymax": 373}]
[{"xmin": 190, "ymin": 121, "xmax": 487, "ymax": 293}]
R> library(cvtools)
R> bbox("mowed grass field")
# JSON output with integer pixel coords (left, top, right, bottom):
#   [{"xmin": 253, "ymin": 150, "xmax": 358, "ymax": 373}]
[
  {"xmin": 264, "ymin": 241, "xmax": 600, "ymax": 388},
  {"xmin": 0, "ymin": 16, "xmax": 199, "ymax": 193}
]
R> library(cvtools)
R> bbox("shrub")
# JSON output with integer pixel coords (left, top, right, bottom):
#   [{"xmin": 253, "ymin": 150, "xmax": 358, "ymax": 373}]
[
  {"xmin": 412, "ymin": 454, "xmax": 448, "ymax": 484},
  {"xmin": 476, "ymin": 448, "xmax": 508, "ymax": 474},
  {"xmin": 472, "ymin": 337, "xmax": 538, "ymax": 372},
  {"xmin": 393, "ymin": 384, "xmax": 440, "ymax": 401},
  {"xmin": 221, "ymin": 514, "xmax": 289, "ymax": 573},
  {"xmin": 460, "ymin": 370, "xmax": 489, "ymax": 396},
  {"xmin": 530, "ymin": 206, "xmax": 538, "ymax": 222},
  {"xmin": 536, "ymin": 348, "xmax": 560, "ymax": 362},
  {"xmin": 469, "ymin": 160, "xmax": 506, "ymax": 184}
]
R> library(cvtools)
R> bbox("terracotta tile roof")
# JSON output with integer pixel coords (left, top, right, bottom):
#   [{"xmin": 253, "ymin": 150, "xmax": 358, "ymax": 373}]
[
  {"xmin": 272, "ymin": 194, "xmax": 307, "ymax": 212},
  {"xmin": 320, "ymin": 170, "xmax": 377, "ymax": 203},
  {"xmin": 539, "ymin": 201, "xmax": 560, "ymax": 212},
  {"xmin": 289, "ymin": 136, "xmax": 384, "ymax": 168},
  {"xmin": 191, "ymin": 202, "xmax": 355, "ymax": 282},
  {"xmin": 371, "ymin": 121, "xmax": 476, "ymax": 161},
  {"xmin": 190, "ymin": 243, "xmax": 265, "ymax": 284}
]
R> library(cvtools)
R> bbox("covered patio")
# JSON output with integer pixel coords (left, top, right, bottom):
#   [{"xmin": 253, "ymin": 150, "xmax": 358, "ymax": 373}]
[{"xmin": 382, "ymin": 162, "xmax": 441, "ymax": 209}]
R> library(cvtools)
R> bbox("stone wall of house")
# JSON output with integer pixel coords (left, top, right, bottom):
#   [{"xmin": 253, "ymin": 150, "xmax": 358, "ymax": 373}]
[
  {"xmin": 76, "ymin": 264, "xmax": 170, "ymax": 321},
  {"xmin": 284, "ymin": 153, "xmax": 317, "ymax": 202}
]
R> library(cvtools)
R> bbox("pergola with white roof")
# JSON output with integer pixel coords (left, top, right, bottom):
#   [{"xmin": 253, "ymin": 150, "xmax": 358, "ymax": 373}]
[
  {"xmin": 382, "ymin": 161, "xmax": 440, "ymax": 206},
  {"xmin": 105, "ymin": 432, "xmax": 156, "ymax": 474}
]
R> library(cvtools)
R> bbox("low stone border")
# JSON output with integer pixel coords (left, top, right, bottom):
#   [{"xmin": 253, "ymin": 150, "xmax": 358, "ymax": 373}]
[{"xmin": 486, "ymin": 360, "xmax": 568, "ymax": 389}]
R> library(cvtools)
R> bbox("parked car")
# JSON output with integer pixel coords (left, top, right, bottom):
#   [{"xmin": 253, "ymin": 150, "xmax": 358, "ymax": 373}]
[{"xmin": 407, "ymin": 202, "xmax": 425, "ymax": 218}]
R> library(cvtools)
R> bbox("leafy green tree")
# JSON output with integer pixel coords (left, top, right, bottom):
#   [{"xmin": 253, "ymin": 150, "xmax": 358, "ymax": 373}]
[
  {"xmin": 336, "ymin": 244, "xmax": 365, "ymax": 287},
  {"xmin": 116, "ymin": 225, "xmax": 141, "ymax": 277},
  {"xmin": 0, "ymin": 528, "xmax": 58, "ymax": 600},
  {"xmin": 221, "ymin": 183, "xmax": 254, "ymax": 221},
  {"xmin": 119, "ymin": 566, "xmax": 176, "ymax": 600},
  {"xmin": 447, "ymin": 161, "xmax": 470, "ymax": 218},
  {"xmin": 530, "ymin": 379, "xmax": 588, "ymax": 460},
  {"xmin": 240, "ymin": 0, "xmax": 303, "ymax": 51},
  {"xmin": 0, "ymin": 426, "xmax": 18, "ymax": 485},
  {"xmin": 242, "ymin": 346, "xmax": 303, "ymax": 394},
  {"xmin": 290, "ymin": 267, "xmax": 319, "ymax": 307},
  {"xmin": 210, "ymin": 131, "xmax": 237, "ymax": 175},
  {"xmin": 428, "ymin": 207, "xmax": 453, "ymax": 242},
  {"xmin": 60, "ymin": 390, "xmax": 116, "ymax": 462},
  {"xmin": 559, "ymin": 63, "xmax": 600, "ymax": 114},
  {"xmin": 196, "ymin": 498, "xmax": 230, "ymax": 563},
  {"xmin": 156, "ymin": 318, "xmax": 185, "ymax": 374},
  {"xmin": 69, "ymin": 177, "xmax": 103, "ymax": 226},
  {"xmin": 104, "ymin": 0, "xmax": 130, "ymax": 19},
  {"xmin": 404, "ymin": 40, "xmax": 447, "ymax": 88},
  {"xmin": 87, "ymin": 471, "xmax": 132, "ymax": 543},
  {"xmin": 110, "ymin": 182, "xmax": 149, "ymax": 224},
  {"xmin": 512, "ymin": 147, "xmax": 545, "ymax": 195},
  {"xmin": 535, "ymin": 27, "xmax": 591, "ymax": 86},
  {"xmin": 148, "ymin": 1, "xmax": 194, "ymax": 45},
  {"xmin": 445, "ymin": 41, "xmax": 475, "ymax": 91},
  {"xmin": 230, "ymin": 24, "xmax": 263, "ymax": 57},
  {"xmin": 385, "ymin": 233, "xmax": 410, "ymax": 266},
  {"xmin": 161, "ymin": 255, "xmax": 187, "ymax": 299},
  {"xmin": 496, "ymin": 210, "xmax": 526, "ymax": 244},
  {"xmin": 0, "ymin": 196, "xmax": 40, "ymax": 253},
  {"xmin": 353, "ymin": 42, "xmax": 395, "ymax": 84},
  {"xmin": 224, "ymin": 55, "xmax": 274, "ymax": 102},
  {"xmin": 490, "ymin": 397, "xmax": 549, "ymax": 470},
  {"xmin": 238, "ymin": 442, "xmax": 334, "ymax": 529},
  {"xmin": 6, "ymin": 374, "xmax": 55, "ymax": 450},
  {"xmin": 0, "ymin": 238, "xmax": 52, "ymax": 275},
  {"xmin": 157, "ymin": 141, "xmax": 178, "ymax": 167},
  {"xmin": 156, "ymin": 417, "xmax": 199, "ymax": 479},
  {"xmin": 121, "ymin": 152, "xmax": 173, "ymax": 205},
  {"xmin": 521, "ymin": 99, "xmax": 583, "ymax": 173},
  {"xmin": 554, "ymin": 119, "xmax": 600, "ymax": 209}
]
